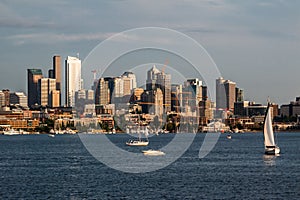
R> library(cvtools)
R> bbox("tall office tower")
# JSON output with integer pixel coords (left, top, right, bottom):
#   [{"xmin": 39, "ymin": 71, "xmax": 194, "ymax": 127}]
[
  {"xmin": 53, "ymin": 55, "xmax": 62, "ymax": 105},
  {"xmin": 146, "ymin": 65, "xmax": 171, "ymax": 112},
  {"xmin": 95, "ymin": 78, "xmax": 111, "ymax": 106},
  {"xmin": 199, "ymin": 100, "xmax": 214, "ymax": 120},
  {"xmin": 113, "ymin": 77, "xmax": 124, "ymax": 98},
  {"xmin": 216, "ymin": 77, "xmax": 236, "ymax": 111},
  {"xmin": 38, "ymin": 78, "xmax": 56, "ymax": 107},
  {"xmin": 141, "ymin": 88, "xmax": 163, "ymax": 116},
  {"xmin": 65, "ymin": 56, "xmax": 81, "ymax": 107},
  {"xmin": 183, "ymin": 78, "xmax": 203, "ymax": 112},
  {"xmin": 171, "ymin": 84, "xmax": 183, "ymax": 112},
  {"xmin": 121, "ymin": 72, "xmax": 137, "ymax": 95},
  {"xmin": 27, "ymin": 69, "xmax": 43, "ymax": 108},
  {"xmin": 10, "ymin": 92, "xmax": 28, "ymax": 108},
  {"xmin": 50, "ymin": 90, "xmax": 60, "ymax": 108},
  {"xmin": 53, "ymin": 55, "xmax": 61, "ymax": 91},
  {"xmin": 146, "ymin": 65, "xmax": 160, "ymax": 90}
]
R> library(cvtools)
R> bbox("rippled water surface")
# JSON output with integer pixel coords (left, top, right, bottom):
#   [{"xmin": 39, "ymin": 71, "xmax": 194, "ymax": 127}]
[{"xmin": 0, "ymin": 133, "xmax": 299, "ymax": 199}]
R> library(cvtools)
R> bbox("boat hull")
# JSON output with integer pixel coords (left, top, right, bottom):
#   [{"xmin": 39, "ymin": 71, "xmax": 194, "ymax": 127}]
[
  {"xmin": 265, "ymin": 146, "xmax": 280, "ymax": 155},
  {"xmin": 143, "ymin": 150, "xmax": 165, "ymax": 156},
  {"xmin": 126, "ymin": 141, "xmax": 149, "ymax": 146}
]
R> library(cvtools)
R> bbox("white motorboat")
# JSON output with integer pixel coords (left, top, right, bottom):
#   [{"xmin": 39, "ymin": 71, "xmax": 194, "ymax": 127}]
[
  {"xmin": 3, "ymin": 128, "xmax": 20, "ymax": 136},
  {"xmin": 142, "ymin": 150, "xmax": 165, "ymax": 156}
]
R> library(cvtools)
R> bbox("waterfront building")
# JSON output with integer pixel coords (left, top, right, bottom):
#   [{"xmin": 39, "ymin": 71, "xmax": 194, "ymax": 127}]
[
  {"xmin": 27, "ymin": 69, "xmax": 43, "ymax": 108},
  {"xmin": 234, "ymin": 101, "xmax": 250, "ymax": 116},
  {"xmin": 65, "ymin": 56, "xmax": 82, "ymax": 107},
  {"xmin": 9, "ymin": 92, "xmax": 28, "ymax": 108},
  {"xmin": 280, "ymin": 97, "xmax": 300, "ymax": 117}
]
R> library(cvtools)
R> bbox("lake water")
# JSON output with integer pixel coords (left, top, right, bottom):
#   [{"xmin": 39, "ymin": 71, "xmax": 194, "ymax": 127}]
[{"xmin": 0, "ymin": 132, "xmax": 299, "ymax": 199}]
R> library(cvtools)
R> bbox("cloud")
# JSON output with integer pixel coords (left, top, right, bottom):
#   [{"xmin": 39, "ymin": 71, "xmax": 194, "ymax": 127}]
[
  {"xmin": 0, "ymin": 1, "xmax": 57, "ymax": 29},
  {"xmin": 7, "ymin": 32, "xmax": 116, "ymax": 45}
]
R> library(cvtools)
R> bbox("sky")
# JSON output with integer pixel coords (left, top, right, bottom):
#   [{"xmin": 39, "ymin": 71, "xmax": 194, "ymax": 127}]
[{"xmin": 0, "ymin": 0, "xmax": 300, "ymax": 105}]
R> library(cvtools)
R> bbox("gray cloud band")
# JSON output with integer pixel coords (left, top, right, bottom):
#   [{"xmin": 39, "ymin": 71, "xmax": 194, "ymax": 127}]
[{"xmin": 79, "ymin": 27, "xmax": 222, "ymax": 173}]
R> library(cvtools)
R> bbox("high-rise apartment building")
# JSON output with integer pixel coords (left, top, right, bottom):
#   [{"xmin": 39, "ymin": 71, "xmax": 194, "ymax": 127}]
[
  {"xmin": 216, "ymin": 77, "xmax": 236, "ymax": 111},
  {"xmin": 65, "ymin": 56, "xmax": 81, "ymax": 107},
  {"xmin": 27, "ymin": 69, "xmax": 43, "ymax": 108}
]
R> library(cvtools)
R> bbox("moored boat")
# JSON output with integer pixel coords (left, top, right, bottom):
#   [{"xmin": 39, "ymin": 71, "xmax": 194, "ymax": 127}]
[{"xmin": 3, "ymin": 128, "xmax": 20, "ymax": 136}]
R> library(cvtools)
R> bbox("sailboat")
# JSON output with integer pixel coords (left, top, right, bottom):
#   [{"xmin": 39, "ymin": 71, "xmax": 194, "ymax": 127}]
[
  {"xmin": 126, "ymin": 126, "xmax": 149, "ymax": 146},
  {"xmin": 263, "ymin": 102, "xmax": 280, "ymax": 155}
]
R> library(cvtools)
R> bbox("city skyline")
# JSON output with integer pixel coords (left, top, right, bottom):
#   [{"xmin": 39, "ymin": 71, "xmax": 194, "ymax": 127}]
[{"xmin": 1, "ymin": 1, "xmax": 300, "ymax": 105}]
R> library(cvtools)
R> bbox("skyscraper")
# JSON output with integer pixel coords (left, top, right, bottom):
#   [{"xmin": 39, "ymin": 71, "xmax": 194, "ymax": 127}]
[
  {"xmin": 38, "ymin": 78, "xmax": 56, "ymax": 107},
  {"xmin": 95, "ymin": 77, "xmax": 112, "ymax": 106},
  {"xmin": 53, "ymin": 55, "xmax": 61, "ymax": 91},
  {"xmin": 65, "ymin": 56, "xmax": 81, "ymax": 107},
  {"xmin": 216, "ymin": 77, "xmax": 236, "ymax": 111},
  {"xmin": 27, "ymin": 69, "xmax": 43, "ymax": 108},
  {"xmin": 146, "ymin": 65, "xmax": 171, "ymax": 112},
  {"xmin": 121, "ymin": 72, "xmax": 137, "ymax": 95}
]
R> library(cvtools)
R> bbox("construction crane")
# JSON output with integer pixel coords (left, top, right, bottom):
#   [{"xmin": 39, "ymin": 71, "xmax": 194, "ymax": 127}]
[{"xmin": 161, "ymin": 59, "xmax": 169, "ymax": 74}]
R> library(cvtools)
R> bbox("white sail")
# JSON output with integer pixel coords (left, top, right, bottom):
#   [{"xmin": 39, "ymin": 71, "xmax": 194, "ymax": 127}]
[{"xmin": 263, "ymin": 105, "xmax": 275, "ymax": 147}]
